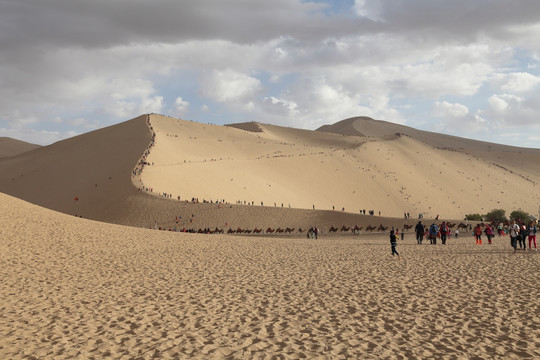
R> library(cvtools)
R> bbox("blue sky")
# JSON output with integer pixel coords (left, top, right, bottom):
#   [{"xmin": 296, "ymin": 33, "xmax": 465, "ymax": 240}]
[{"xmin": 1, "ymin": 0, "xmax": 539, "ymax": 147}]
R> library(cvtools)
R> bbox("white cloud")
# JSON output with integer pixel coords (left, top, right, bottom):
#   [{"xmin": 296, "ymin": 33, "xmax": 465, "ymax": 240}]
[
  {"xmin": 173, "ymin": 97, "xmax": 190, "ymax": 117},
  {"xmin": 492, "ymin": 72, "xmax": 540, "ymax": 93},
  {"xmin": 199, "ymin": 70, "xmax": 261, "ymax": 103},
  {"xmin": 485, "ymin": 93, "xmax": 540, "ymax": 127},
  {"xmin": 354, "ymin": 0, "xmax": 384, "ymax": 22},
  {"xmin": 433, "ymin": 101, "xmax": 469, "ymax": 118},
  {"xmin": 106, "ymin": 96, "xmax": 164, "ymax": 119},
  {"xmin": 431, "ymin": 101, "xmax": 488, "ymax": 133}
]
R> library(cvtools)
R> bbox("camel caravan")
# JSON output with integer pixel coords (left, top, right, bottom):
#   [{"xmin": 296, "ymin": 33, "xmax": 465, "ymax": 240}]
[{"xmin": 153, "ymin": 223, "xmax": 415, "ymax": 236}]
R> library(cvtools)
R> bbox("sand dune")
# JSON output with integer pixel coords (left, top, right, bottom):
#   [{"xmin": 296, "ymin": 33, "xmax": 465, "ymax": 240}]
[
  {"xmin": 1, "ymin": 113, "xmax": 539, "ymax": 232},
  {"xmin": 140, "ymin": 114, "xmax": 540, "ymax": 221},
  {"xmin": 1, "ymin": 192, "xmax": 538, "ymax": 359},
  {"xmin": 0, "ymin": 115, "xmax": 151, "ymax": 223},
  {"xmin": 0, "ymin": 137, "xmax": 41, "ymax": 157}
]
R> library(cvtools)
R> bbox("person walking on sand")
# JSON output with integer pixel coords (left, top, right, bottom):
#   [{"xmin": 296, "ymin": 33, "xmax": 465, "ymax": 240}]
[
  {"xmin": 429, "ymin": 223, "xmax": 439, "ymax": 244},
  {"xmin": 415, "ymin": 221, "xmax": 425, "ymax": 244},
  {"xmin": 474, "ymin": 224, "xmax": 483, "ymax": 245},
  {"xmin": 439, "ymin": 221, "xmax": 449, "ymax": 245},
  {"xmin": 390, "ymin": 229, "xmax": 400, "ymax": 259},
  {"xmin": 509, "ymin": 220, "xmax": 520, "ymax": 252},
  {"xmin": 519, "ymin": 225, "xmax": 528, "ymax": 250},
  {"xmin": 527, "ymin": 221, "xmax": 537, "ymax": 251},
  {"xmin": 485, "ymin": 223, "xmax": 494, "ymax": 244}
]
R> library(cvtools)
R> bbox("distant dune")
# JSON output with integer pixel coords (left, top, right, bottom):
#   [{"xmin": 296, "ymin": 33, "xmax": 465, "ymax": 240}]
[
  {"xmin": 0, "ymin": 137, "xmax": 41, "ymax": 157},
  {"xmin": 1, "ymin": 114, "xmax": 539, "ymax": 231}
]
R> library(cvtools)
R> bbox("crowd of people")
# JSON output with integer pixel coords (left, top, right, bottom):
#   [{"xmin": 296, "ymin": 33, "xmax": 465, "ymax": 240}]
[{"xmin": 410, "ymin": 219, "xmax": 537, "ymax": 251}]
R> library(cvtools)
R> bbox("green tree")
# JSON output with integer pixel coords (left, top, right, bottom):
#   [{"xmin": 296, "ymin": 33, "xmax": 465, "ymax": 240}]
[
  {"xmin": 465, "ymin": 213, "xmax": 482, "ymax": 221},
  {"xmin": 510, "ymin": 210, "xmax": 529, "ymax": 222},
  {"xmin": 484, "ymin": 209, "xmax": 506, "ymax": 223}
]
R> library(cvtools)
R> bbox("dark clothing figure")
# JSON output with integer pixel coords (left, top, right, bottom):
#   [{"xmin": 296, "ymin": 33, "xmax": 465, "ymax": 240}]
[
  {"xmin": 519, "ymin": 225, "xmax": 527, "ymax": 249},
  {"xmin": 390, "ymin": 230, "xmax": 400, "ymax": 258},
  {"xmin": 429, "ymin": 223, "xmax": 439, "ymax": 244},
  {"xmin": 415, "ymin": 221, "xmax": 424, "ymax": 244}
]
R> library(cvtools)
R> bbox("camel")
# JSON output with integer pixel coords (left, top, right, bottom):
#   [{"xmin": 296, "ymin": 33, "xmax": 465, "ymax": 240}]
[
  {"xmin": 253, "ymin": 228, "xmax": 262, "ymax": 233},
  {"xmin": 340, "ymin": 225, "xmax": 350, "ymax": 232},
  {"xmin": 457, "ymin": 223, "xmax": 468, "ymax": 230},
  {"xmin": 366, "ymin": 225, "xmax": 376, "ymax": 231},
  {"xmin": 284, "ymin": 227, "xmax": 295, "ymax": 233},
  {"xmin": 227, "ymin": 228, "xmax": 235, "ymax": 234},
  {"xmin": 276, "ymin": 228, "xmax": 284, "ymax": 233},
  {"xmin": 329, "ymin": 226, "xmax": 338, "ymax": 233},
  {"xmin": 403, "ymin": 224, "xmax": 413, "ymax": 231},
  {"xmin": 377, "ymin": 224, "xmax": 388, "ymax": 232},
  {"xmin": 266, "ymin": 227, "xmax": 275, "ymax": 233},
  {"xmin": 352, "ymin": 225, "xmax": 363, "ymax": 234}
]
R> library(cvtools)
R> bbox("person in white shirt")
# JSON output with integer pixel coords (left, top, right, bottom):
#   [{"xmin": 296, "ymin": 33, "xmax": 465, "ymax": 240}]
[{"xmin": 509, "ymin": 220, "xmax": 520, "ymax": 252}]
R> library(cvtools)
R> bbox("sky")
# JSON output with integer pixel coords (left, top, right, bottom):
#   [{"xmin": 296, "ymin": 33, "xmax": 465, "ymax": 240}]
[{"xmin": 1, "ymin": 0, "xmax": 539, "ymax": 147}]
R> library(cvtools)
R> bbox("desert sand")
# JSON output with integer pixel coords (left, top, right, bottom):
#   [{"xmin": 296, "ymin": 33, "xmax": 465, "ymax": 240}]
[
  {"xmin": 1, "ymin": 192, "xmax": 539, "ymax": 359},
  {"xmin": 1, "ymin": 114, "xmax": 540, "ymax": 359}
]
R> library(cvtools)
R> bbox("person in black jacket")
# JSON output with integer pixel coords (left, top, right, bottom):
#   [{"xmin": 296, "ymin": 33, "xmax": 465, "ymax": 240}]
[
  {"xmin": 390, "ymin": 229, "xmax": 400, "ymax": 259},
  {"xmin": 415, "ymin": 221, "xmax": 424, "ymax": 244}
]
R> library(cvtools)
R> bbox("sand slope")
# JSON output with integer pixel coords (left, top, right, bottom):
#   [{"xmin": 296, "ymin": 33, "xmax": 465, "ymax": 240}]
[
  {"xmin": 0, "ymin": 115, "xmax": 151, "ymax": 223},
  {"xmin": 1, "ymin": 192, "xmax": 539, "ymax": 359},
  {"xmin": 141, "ymin": 115, "xmax": 540, "ymax": 220},
  {"xmin": 0, "ymin": 137, "xmax": 41, "ymax": 157}
]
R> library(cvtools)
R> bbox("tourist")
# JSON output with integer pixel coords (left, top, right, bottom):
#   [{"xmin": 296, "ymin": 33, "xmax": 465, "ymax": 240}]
[
  {"xmin": 527, "ymin": 221, "xmax": 537, "ymax": 251},
  {"xmin": 415, "ymin": 221, "xmax": 424, "ymax": 244},
  {"xmin": 519, "ymin": 225, "xmax": 528, "ymax": 250},
  {"xmin": 474, "ymin": 224, "xmax": 483, "ymax": 245},
  {"xmin": 439, "ymin": 221, "xmax": 449, "ymax": 245},
  {"xmin": 485, "ymin": 223, "xmax": 494, "ymax": 244},
  {"xmin": 390, "ymin": 229, "xmax": 400, "ymax": 259},
  {"xmin": 429, "ymin": 223, "xmax": 439, "ymax": 244},
  {"xmin": 509, "ymin": 220, "xmax": 520, "ymax": 252}
]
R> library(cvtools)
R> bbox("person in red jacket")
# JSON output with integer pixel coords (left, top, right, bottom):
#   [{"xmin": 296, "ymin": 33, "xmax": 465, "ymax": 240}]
[{"xmin": 474, "ymin": 224, "xmax": 483, "ymax": 245}]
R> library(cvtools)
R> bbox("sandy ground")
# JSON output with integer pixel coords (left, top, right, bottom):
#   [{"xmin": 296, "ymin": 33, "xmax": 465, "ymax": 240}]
[{"xmin": 2, "ymin": 193, "xmax": 539, "ymax": 359}]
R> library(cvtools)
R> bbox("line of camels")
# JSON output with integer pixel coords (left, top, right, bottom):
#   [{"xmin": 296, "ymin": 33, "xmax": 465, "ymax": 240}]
[{"xmin": 165, "ymin": 222, "xmax": 471, "ymax": 235}]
